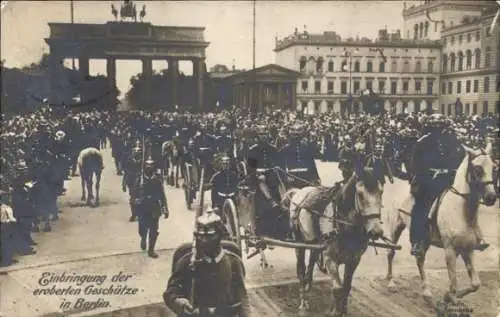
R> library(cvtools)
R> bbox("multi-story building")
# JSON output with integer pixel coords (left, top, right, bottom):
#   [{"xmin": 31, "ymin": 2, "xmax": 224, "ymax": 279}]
[
  {"xmin": 274, "ymin": 0, "xmax": 499, "ymax": 116},
  {"xmin": 403, "ymin": 0, "xmax": 499, "ymax": 115},
  {"xmin": 274, "ymin": 28, "xmax": 442, "ymax": 115}
]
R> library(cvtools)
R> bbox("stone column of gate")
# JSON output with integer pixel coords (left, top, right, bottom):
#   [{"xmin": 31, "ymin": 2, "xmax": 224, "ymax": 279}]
[
  {"xmin": 142, "ymin": 57, "xmax": 153, "ymax": 109},
  {"xmin": 194, "ymin": 58, "xmax": 205, "ymax": 111},
  {"xmin": 168, "ymin": 58, "xmax": 179, "ymax": 109},
  {"xmin": 291, "ymin": 82, "xmax": 297, "ymax": 111},
  {"xmin": 106, "ymin": 57, "xmax": 116, "ymax": 109},
  {"xmin": 48, "ymin": 49, "xmax": 63, "ymax": 106},
  {"xmin": 277, "ymin": 83, "xmax": 283, "ymax": 110},
  {"xmin": 258, "ymin": 83, "xmax": 264, "ymax": 112}
]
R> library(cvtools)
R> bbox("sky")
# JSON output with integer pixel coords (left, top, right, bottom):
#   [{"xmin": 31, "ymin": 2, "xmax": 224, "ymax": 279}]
[{"xmin": 1, "ymin": 0, "xmax": 405, "ymax": 95}]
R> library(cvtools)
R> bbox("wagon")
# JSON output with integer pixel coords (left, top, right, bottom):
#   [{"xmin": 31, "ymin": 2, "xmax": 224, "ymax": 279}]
[{"xmin": 182, "ymin": 161, "xmax": 198, "ymax": 210}]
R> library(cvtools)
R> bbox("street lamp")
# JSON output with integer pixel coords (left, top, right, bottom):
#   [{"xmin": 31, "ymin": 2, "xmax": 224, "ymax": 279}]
[{"xmin": 342, "ymin": 49, "xmax": 353, "ymax": 116}]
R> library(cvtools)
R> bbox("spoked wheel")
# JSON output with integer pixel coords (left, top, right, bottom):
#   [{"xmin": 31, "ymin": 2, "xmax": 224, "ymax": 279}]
[
  {"xmin": 221, "ymin": 198, "xmax": 241, "ymax": 250},
  {"xmin": 183, "ymin": 162, "xmax": 193, "ymax": 210}
]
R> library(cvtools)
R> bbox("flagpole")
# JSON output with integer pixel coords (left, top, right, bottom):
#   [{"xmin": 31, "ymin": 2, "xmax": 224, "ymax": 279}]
[
  {"xmin": 251, "ymin": 0, "xmax": 256, "ymax": 112},
  {"xmin": 252, "ymin": 0, "xmax": 256, "ymax": 70},
  {"xmin": 70, "ymin": 0, "xmax": 75, "ymax": 70}
]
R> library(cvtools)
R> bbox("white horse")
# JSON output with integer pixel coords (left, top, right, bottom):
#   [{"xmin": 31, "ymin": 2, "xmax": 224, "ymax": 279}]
[
  {"xmin": 385, "ymin": 143, "xmax": 497, "ymax": 304},
  {"xmin": 78, "ymin": 147, "xmax": 103, "ymax": 206}
]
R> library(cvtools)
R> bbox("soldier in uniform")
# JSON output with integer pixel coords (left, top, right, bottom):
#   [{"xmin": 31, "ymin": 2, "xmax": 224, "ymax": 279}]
[
  {"xmin": 136, "ymin": 157, "xmax": 169, "ymax": 258},
  {"xmin": 122, "ymin": 144, "xmax": 143, "ymax": 222},
  {"xmin": 408, "ymin": 114, "xmax": 488, "ymax": 256},
  {"xmin": 338, "ymin": 135, "xmax": 358, "ymax": 182},
  {"xmin": 163, "ymin": 209, "xmax": 251, "ymax": 317},
  {"xmin": 215, "ymin": 125, "xmax": 234, "ymax": 158},
  {"xmin": 280, "ymin": 125, "xmax": 320, "ymax": 188},
  {"xmin": 10, "ymin": 159, "xmax": 37, "ymax": 256},
  {"xmin": 208, "ymin": 156, "xmax": 239, "ymax": 211}
]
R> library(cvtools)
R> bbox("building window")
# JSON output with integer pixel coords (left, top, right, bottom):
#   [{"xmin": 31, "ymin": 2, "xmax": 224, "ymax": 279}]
[
  {"xmin": 315, "ymin": 81, "xmax": 321, "ymax": 93},
  {"xmin": 448, "ymin": 81, "xmax": 453, "ymax": 94},
  {"xmin": 403, "ymin": 81, "xmax": 409, "ymax": 93},
  {"xmin": 424, "ymin": 21, "xmax": 429, "ymax": 37},
  {"xmin": 299, "ymin": 57, "xmax": 306, "ymax": 70},
  {"xmin": 427, "ymin": 61, "xmax": 433, "ymax": 73},
  {"xmin": 450, "ymin": 53, "xmax": 456, "ymax": 72},
  {"xmin": 447, "ymin": 104, "xmax": 452, "ymax": 115},
  {"xmin": 354, "ymin": 61, "xmax": 360, "ymax": 72},
  {"xmin": 403, "ymin": 60, "xmax": 410, "ymax": 72},
  {"xmin": 341, "ymin": 81, "xmax": 347, "ymax": 94},
  {"xmin": 482, "ymin": 101, "xmax": 488, "ymax": 114},
  {"xmin": 451, "ymin": 35, "xmax": 455, "ymax": 44},
  {"xmin": 475, "ymin": 31, "xmax": 480, "ymax": 41},
  {"xmin": 497, "ymin": 101, "xmax": 500, "ymax": 115},
  {"xmin": 427, "ymin": 80, "xmax": 433, "ymax": 95},
  {"xmin": 435, "ymin": 21, "xmax": 438, "ymax": 32},
  {"xmin": 328, "ymin": 61, "xmax": 334, "ymax": 72},
  {"xmin": 327, "ymin": 101, "xmax": 334, "ymax": 111},
  {"xmin": 316, "ymin": 57, "xmax": 324, "ymax": 73},
  {"xmin": 458, "ymin": 35, "xmax": 463, "ymax": 45},
  {"xmin": 473, "ymin": 80, "xmax": 478, "ymax": 93},
  {"xmin": 441, "ymin": 82, "xmax": 446, "ymax": 94},
  {"xmin": 441, "ymin": 104, "xmax": 445, "ymax": 113},
  {"xmin": 472, "ymin": 103, "xmax": 477, "ymax": 114},
  {"xmin": 353, "ymin": 81, "xmax": 360, "ymax": 93},
  {"xmin": 314, "ymin": 101, "xmax": 321, "ymax": 113},
  {"xmin": 443, "ymin": 37, "xmax": 447, "ymax": 47},
  {"xmin": 465, "ymin": 103, "xmax": 470, "ymax": 115},
  {"xmin": 415, "ymin": 80, "xmax": 421, "ymax": 93},
  {"xmin": 475, "ymin": 49, "xmax": 481, "ymax": 68},
  {"xmin": 466, "ymin": 80, "xmax": 471, "ymax": 93},
  {"xmin": 457, "ymin": 51, "xmax": 463, "ymax": 71},
  {"xmin": 414, "ymin": 24, "xmax": 418, "ymax": 39},
  {"xmin": 457, "ymin": 81, "xmax": 462, "ymax": 93},
  {"xmin": 391, "ymin": 60, "xmax": 398, "ymax": 72},
  {"xmin": 485, "ymin": 46, "xmax": 491, "ymax": 67},
  {"xmin": 327, "ymin": 81, "xmax": 334, "ymax": 94},
  {"xmin": 497, "ymin": 75, "xmax": 500, "ymax": 92},
  {"xmin": 486, "ymin": 27, "xmax": 491, "ymax": 37},
  {"xmin": 302, "ymin": 81, "xmax": 308, "ymax": 92},
  {"xmin": 466, "ymin": 50, "xmax": 472, "ymax": 69},
  {"xmin": 419, "ymin": 22, "xmax": 424, "ymax": 38},
  {"xmin": 366, "ymin": 81, "xmax": 373, "ymax": 91},
  {"xmin": 467, "ymin": 33, "xmax": 471, "ymax": 43},
  {"xmin": 379, "ymin": 62, "xmax": 385, "ymax": 72},
  {"xmin": 442, "ymin": 54, "xmax": 448, "ymax": 72},
  {"xmin": 415, "ymin": 61, "xmax": 421, "ymax": 72},
  {"xmin": 391, "ymin": 82, "xmax": 397, "ymax": 95},
  {"xmin": 341, "ymin": 60, "xmax": 348, "ymax": 72},
  {"xmin": 379, "ymin": 81, "xmax": 385, "ymax": 93},
  {"xmin": 366, "ymin": 61, "xmax": 373, "ymax": 72}
]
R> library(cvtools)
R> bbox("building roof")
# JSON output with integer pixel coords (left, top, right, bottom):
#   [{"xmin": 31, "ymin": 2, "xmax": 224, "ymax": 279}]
[
  {"xmin": 225, "ymin": 64, "xmax": 300, "ymax": 81},
  {"xmin": 274, "ymin": 30, "xmax": 441, "ymax": 52}
]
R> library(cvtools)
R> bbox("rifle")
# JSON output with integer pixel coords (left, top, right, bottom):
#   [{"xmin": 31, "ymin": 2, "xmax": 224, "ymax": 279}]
[
  {"xmin": 190, "ymin": 167, "xmax": 205, "ymax": 306},
  {"xmin": 140, "ymin": 134, "xmax": 145, "ymax": 186}
]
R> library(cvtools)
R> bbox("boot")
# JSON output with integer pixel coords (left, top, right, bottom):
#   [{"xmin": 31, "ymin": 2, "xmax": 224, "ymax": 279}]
[
  {"xmin": 474, "ymin": 239, "xmax": 489, "ymax": 251},
  {"xmin": 140, "ymin": 236, "xmax": 147, "ymax": 251},
  {"xmin": 148, "ymin": 232, "xmax": 159, "ymax": 258}
]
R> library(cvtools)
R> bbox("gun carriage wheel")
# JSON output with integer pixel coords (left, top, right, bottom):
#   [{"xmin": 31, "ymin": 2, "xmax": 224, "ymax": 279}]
[
  {"xmin": 183, "ymin": 162, "xmax": 194, "ymax": 210},
  {"xmin": 221, "ymin": 198, "xmax": 241, "ymax": 250}
]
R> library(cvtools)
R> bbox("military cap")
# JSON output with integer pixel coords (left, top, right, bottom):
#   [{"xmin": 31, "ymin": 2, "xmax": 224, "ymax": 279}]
[{"xmin": 144, "ymin": 156, "xmax": 155, "ymax": 167}]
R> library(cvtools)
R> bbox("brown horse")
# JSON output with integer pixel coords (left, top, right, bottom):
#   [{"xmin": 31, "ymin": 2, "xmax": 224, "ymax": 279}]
[
  {"xmin": 77, "ymin": 147, "xmax": 103, "ymax": 206},
  {"xmin": 385, "ymin": 143, "xmax": 497, "ymax": 305},
  {"xmin": 162, "ymin": 141, "xmax": 181, "ymax": 187},
  {"xmin": 285, "ymin": 166, "xmax": 384, "ymax": 316}
]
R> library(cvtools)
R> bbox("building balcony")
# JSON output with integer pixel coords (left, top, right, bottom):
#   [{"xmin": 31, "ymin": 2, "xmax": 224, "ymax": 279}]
[{"xmin": 297, "ymin": 91, "xmax": 438, "ymax": 97}]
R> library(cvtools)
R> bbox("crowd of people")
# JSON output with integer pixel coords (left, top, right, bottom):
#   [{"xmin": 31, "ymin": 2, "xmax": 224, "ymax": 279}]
[{"xmin": 0, "ymin": 105, "xmax": 498, "ymax": 266}]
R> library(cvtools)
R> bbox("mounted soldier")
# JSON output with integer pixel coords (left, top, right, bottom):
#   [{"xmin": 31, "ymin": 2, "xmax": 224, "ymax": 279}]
[
  {"xmin": 280, "ymin": 124, "xmax": 320, "ymax": 188},
  {"xmin": 338, "ymin": 134, "xmax": 358, "ymax": 183},
  {"xmin": 408, "ymin": 114, "xmax": 488, "ymax": 256},
  {"xmin": 136, "ymin": 157, "xmax": 168, "ymax": 258},
  {"xmin": 122, "ymin": 142, "xmax": 143, "ymax": 222},
  {"xmin": 163, "ymin": 209, "xmax": 251, "ymax": 317}
]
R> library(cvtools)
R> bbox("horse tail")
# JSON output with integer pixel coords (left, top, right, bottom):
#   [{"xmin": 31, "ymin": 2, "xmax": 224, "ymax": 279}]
[{"xmin": 281, "ymin": 188, "xmax": 298, "ymax": 210}]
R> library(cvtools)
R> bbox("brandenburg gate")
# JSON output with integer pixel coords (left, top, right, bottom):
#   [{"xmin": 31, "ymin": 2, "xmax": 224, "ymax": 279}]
[{"xmin": 45, "ymin": 21, "xmax": 209, "ymax": 110}]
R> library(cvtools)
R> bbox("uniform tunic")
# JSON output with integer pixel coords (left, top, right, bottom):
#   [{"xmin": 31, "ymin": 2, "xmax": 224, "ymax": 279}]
[{"xmin": 164, "ymin": 250, "xmax": 251, "ymax": 317}]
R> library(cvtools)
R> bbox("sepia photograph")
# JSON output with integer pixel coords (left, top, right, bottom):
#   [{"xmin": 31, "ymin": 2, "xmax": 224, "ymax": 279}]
[{"xmin": 0, "ymin": 1, "xmax": 499, "ymax": 316}]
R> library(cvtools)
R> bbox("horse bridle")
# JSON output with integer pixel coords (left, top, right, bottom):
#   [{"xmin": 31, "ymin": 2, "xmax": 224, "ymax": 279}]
[
  {"xmin": 352, "ymin": 175, "xmax": 383, "ymax": 222},
  {"xmin": 450, "ymin": 149, "xmax": 495, "ymax": 203}
]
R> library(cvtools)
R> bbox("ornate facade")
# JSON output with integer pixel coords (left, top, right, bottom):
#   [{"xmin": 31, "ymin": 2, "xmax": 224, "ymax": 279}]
[
  {"xmin": 274, "ymin": 29, "xmax": 441, "ymax": 115},
  {"xmin": 274, "ymin": 1, "xmax": 499, "ymax": 116}
]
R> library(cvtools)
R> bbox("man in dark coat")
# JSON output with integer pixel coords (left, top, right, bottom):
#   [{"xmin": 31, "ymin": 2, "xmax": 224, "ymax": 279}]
[{"xmin": 163, "ymin": 209, "xmax": 251, "ymax": 317}]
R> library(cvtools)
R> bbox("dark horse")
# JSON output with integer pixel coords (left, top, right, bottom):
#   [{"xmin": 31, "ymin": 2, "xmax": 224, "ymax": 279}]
[
  {"xmin": 78, "ymin": 147, "xmax": 103, "ymax": 206},
  {"xmin": 284, "ymin": 166, "xmax": 384, "ymax": 316}
]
